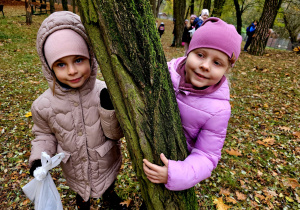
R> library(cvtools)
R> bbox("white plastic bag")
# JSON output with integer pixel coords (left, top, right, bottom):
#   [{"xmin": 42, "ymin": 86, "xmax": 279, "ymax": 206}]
[
  {"xmin": 22, "ymin": 152, "xmax": 65, "ymax": 210},
  {"xmin": 189, "ymin": 28, "xmax": 196, "ymax": 37}
]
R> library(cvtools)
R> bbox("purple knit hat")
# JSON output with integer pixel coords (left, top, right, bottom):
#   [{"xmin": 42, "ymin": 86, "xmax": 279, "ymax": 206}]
[
  {"xmin": 44, "ymin": 29, "xmax": 90, "ymax": 69},
  {"xmin": 187, "ymin": 17, "xmax": 242, "ymax": 66}
]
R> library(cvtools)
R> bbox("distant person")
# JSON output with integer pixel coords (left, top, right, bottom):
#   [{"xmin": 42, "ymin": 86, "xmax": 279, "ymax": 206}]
[
  {"xmin": 182, "ymin": 15, "xmax": 197, "ymax": 56},
  {"xmin": 170, "ymin": 18, "xmax": 176, "ymax": 47},
  {"xmin": 194, "ymin": 9, "xmax": 209, "ymax": 30},
  {"xmin": 143, "ymin": 17, "xmax": 242, "ymax": 191},
  {"xmin": 244, "ymin": 20, "xmax": 258, "ymax": 52},
  {"xmin": 158, "ymin": 22, "xmax": 165, "ymax": 38}
]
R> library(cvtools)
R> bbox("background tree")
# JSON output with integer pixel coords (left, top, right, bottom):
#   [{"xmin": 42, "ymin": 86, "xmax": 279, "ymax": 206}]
[
  {"xmin": 62, "ymin": 0, "xmax": 68, "ymax": 11},
  {"xmin": 72, "ymin": 0, "xmax": 76, "ymax": 13},
  {"xmin": 233, "ymin": 0, "xmax": 258, "ymax": 34},
  {"xmin": 49, "ymin": 0, "xmax": 55, "ymax": 13},
  {"xmin": 249, "ymin": 0, "xmax": 283, "ymax": 56},
  {"xmin": 25, "ymin": 0, "xmax": 32, "ymax": 25},
  {"xmin": 202, "ymin": 0, "xmax": 211, "ymax": 14},
  {"xmin": 76, "ymin": 0, "xmax": 197, "ymax": 209},
  {"xmin": 150, "ymin": 0, "xmax": 157, "ymax": 17},
  {"xmin": 281, "ymin": 0, "xmax": 300, "ymax": 43},
  {"xmin": 173, "ymin": 0, "xmax": 186, "ymax": 46},
  {"xmin": 211, "ymin": 0, "xmax": 226, "ymax": 17}
]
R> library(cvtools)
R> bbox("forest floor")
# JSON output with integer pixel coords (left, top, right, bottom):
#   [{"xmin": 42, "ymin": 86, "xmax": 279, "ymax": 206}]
[{"xmin": 0, "ymin": 3, "xmax": 299, "ymax": 210}]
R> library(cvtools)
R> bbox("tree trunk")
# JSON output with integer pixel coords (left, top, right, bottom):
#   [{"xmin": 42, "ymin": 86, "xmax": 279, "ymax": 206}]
[
  {"xmin": 62, "ymin": 0, "xmax": 68, "ymax": 11},
  {"xmin": 72, "ymin": 0, "xmax": 76, "ymax": 13},
  {"xmin": 150, "ymin": 0, "xmax": 156, "ymax": 17},
  {"xmin": 190, "ymin": 0, "xmax": 195, "ymax": 14},
  {"xmin": 49, "ymin": 0, "xmax": 55, "ymax": 13},
  {"xmin": 211, "ymin": 0, "xmax": 226, "ymax": 17},
  {"xmin": 173, "ymin": 0, "xmax": 186, "ymax": 47},
  {"xmin": 202, "ymin": 0, "xmax": 211, "ymax": 13},
  {"xmin": 156, "ymin": 0, "xmax": 162, "ymax": 18},
  {"xmin": 249, "ymin": 0, "xmax": 283, "ymax": 56},
  {"xmin": 233, "ymin": 0, "xmax": 242, "ymax": 34},
  {"xmin": 76, "ymin": 0, "xmax": 197, "ymax": 209},
  {"xmin": 25, "ymin": 0, "xmax": 32, "ymax": 25}
]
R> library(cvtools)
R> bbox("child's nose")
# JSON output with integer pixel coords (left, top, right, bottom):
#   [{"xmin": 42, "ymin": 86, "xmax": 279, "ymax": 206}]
[
  {"xmin": 67, "ymin": 65, "xmax": 78, "ymax": 75},
  {"xmin": 200, "ymin": 60, "xmax": 210, "ymax": 71}
]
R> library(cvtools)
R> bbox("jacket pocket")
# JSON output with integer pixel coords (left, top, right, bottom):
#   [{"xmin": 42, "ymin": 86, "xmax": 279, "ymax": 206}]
[
  {"xmin": 95, "ymin": 140, "xmax": 116, "ymax": 157},
  {"xmin": 57, "ymin": 144, "xmax": 76, "ymax": 179}
]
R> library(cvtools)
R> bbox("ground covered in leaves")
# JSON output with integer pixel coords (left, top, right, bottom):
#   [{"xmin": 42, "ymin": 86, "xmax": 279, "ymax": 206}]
[{"xmin": 0, "ymin": 5, "xmax": 299, "ymax": 210}]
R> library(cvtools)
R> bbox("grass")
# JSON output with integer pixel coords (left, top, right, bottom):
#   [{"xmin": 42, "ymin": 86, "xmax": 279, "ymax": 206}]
[{"xmin": 0, "ymin": 5, "xmax": 299, "ymax": 210}]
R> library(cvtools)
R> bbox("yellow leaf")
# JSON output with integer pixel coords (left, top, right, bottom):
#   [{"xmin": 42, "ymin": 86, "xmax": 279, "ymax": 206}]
[
  {"xmin": 285, "ymin": 196, "xmax": 294, "ymax": 202},
  {"xmin": 262, "ymin": 137, "xmax": 275, "ymax": 145},
  {"xmin": 225, "ymin": 148, "xmax": 242, "ymax": 156},
  {"xmin": 213, "ymin": 197, "xmax": 231, "ymax": 210},
  {"xmin": 25, "ymin": 112, "xmax": 32, "ymax": 117},
  {"xmin": 264, "ymin": 103, "xmax": 269, "ymax": 108}
]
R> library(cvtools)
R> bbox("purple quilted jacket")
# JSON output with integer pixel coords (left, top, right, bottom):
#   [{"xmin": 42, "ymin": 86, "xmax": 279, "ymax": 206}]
[{"xmin": 165, "ymin": 57, "xmax": 231, "ymax": 191}]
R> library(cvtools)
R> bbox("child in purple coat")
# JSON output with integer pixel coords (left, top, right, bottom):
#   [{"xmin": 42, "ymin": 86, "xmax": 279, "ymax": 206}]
[{"xmin": 143, "ymin": 17, "xmax": 242, "ymax": 191}]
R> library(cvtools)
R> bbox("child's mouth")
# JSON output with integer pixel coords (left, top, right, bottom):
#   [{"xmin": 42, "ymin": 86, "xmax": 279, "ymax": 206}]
[
  {"xmin": 195, "ymin": 72, "xmax": 208, "ymax": 79},
  {"xmin": 69, "ymin": 77, "xmax": 82, "ymax": 83}
]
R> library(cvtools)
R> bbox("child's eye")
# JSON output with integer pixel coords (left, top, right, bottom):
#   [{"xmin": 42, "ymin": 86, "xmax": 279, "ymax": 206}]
[
  {"xmin": 56, "ymin": 63, "xmax": 65, "ymax": 68},
  {"xmin": 214, "ymin": 61, "xmax": 222, "ymax": 66},
  {"xmin": 75, "ymin": 58, "xmax": 83, "ymax": 63},
  {"xmin": 197, "ymin": 53, "xmax": 204, "ymax": 58}
]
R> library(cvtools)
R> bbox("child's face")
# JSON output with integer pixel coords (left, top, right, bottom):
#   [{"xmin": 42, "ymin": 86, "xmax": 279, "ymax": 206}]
[
  {"xmin": 202, "ymin": 14, "xmax": 209, "ymax": 20},
  {"xmin": 190, "ymin": 17, "xmax": 195, "ymax": 24},
  {"xmin": 185, "ymin": 48, "xmax": 230, "ymax": 88},
  {"xmin": 52, "ymin": 55, "xmax": 91, "ymax": 88}
]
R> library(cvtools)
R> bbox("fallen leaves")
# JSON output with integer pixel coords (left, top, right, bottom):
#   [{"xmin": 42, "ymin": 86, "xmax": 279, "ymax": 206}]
[
  {"xmin": 225, "ymin": 148, "xmax": 242, "ymax": 156},
  {"xmin": 256, "ymin": 137, "xmax": 275, "ymax": 146},
  {"xmin": 213, "ymin": 197, "xmax": 231, "ymax": 210},
  {"xmin": 282, "ymin": 178, "xmax": 300, "ymax": 189}
]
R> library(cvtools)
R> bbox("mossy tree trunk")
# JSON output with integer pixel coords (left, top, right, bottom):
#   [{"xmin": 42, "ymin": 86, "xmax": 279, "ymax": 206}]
[
  {"xmin": 76, "ymin": 0, "xmax": 197, "ymax": 209},
  {"xmin": 249, "ymin": 0, "xmax": 282, "ymax": 56}
]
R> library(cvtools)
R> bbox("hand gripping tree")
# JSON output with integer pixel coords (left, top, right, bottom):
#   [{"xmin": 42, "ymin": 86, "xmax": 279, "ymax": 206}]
[{"xmin": 76, "ymin": 0, "xmax": 197, "ymax": 209}]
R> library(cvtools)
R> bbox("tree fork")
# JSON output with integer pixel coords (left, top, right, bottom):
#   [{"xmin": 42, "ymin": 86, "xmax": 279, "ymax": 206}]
[{"xmin": 76, "ymin": 0, "xmax": 197, "ymax": 209}]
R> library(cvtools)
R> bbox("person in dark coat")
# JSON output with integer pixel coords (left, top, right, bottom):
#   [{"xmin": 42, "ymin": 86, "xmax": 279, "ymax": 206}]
[
  {"xmin": 244, "ymin": 20, "xmax": 258, "ymax": 51},
  {"xmin": 158, "ymin": 22, "xmax": 165, "ymax": 38}
]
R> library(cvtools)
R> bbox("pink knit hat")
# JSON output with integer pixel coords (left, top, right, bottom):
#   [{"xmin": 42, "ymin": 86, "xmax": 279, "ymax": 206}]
[
  {"xmin": 187, "ymin": 17, "xmax": 242, "ymax": 66},
  {"xmin": 44, "ymin": 29, "xmax": 90, "ymax": 69}
]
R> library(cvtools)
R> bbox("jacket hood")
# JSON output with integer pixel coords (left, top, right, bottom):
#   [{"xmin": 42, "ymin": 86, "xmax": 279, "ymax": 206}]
[{"xmin": 36, "ymin": 11, "xmax": 98, "ymax": 94}]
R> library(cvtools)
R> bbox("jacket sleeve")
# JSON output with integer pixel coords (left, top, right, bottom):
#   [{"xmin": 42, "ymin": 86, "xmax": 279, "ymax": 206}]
[
  {"xmin": 165, "ymin": 109, "xmax": 231, "ymax": 191},
  {"xmin": 249, "ymin": 24, "xmax": 256, "ymax": 33},
  {"xmin": 29, "ymin": 103, "xmax": 57, "ymax": 167},
  {"xmin": 99, "ymin": 107, "xmax": 123, "ymax": 140}
]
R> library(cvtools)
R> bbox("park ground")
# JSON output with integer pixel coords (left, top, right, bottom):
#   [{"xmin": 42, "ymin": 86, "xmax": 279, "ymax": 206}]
[{"xmin": 0, "ymin": 2, "xmax": 299, "ymax": 210}]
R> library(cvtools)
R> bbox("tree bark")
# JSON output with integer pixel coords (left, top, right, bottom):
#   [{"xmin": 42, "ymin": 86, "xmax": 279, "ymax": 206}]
[
  {"xmin": 233, "ymin": 0, "xmax": 242, "ymax": 34},
  {"xmin": 211, "ymin": 0, "xmax": 226, "ymax": 17},
  {"xmin": 76, "ymin": 0, "xmax": 197, "ymax": 209},
  {"xmin": 156, "ymin": 0, "xmax": 162, "ymax": 18},
  {"xmin": 173, "ymin": 0, "xmax": 186, "ymax": 47},
  {"xmin": 62, "ymin": 0, "xmax": 68, "ymax": 11},
  {"xmin": 49, "ymin": 0, "xmax": 55, "ymax": 13},
  {"xmin": 249, "ymin": 0, "xmax": 283, "ymax": 56}
]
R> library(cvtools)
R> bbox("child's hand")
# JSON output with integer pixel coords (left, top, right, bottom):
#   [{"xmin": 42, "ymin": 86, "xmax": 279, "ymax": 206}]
[{"xmin": 143, "ymin": 153, "xmax": 168, "ymax": 184}]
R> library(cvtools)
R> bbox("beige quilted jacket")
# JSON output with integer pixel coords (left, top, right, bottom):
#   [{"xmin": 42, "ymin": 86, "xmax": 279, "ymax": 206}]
[{"xmin": 29, "ymin": 11, "xmax": 123, "ymax": 201}]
